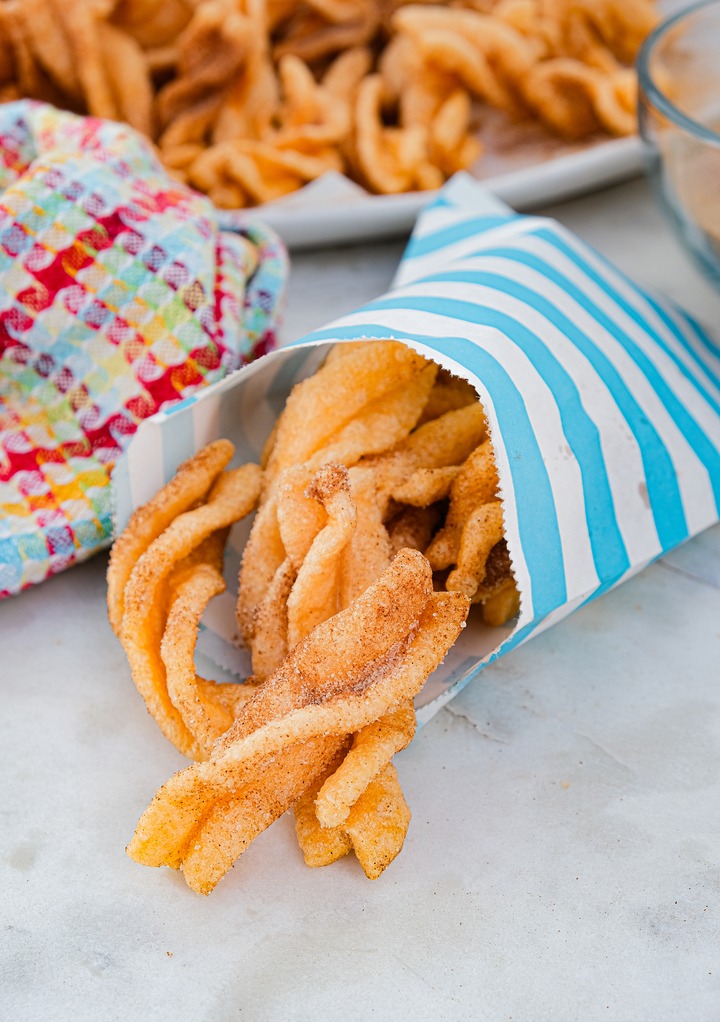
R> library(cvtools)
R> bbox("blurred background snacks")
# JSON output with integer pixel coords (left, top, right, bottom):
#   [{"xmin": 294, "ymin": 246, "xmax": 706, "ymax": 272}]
[
  {"xmin": 638, "ymin": 0, "xmax": 720, "ymax": 285},
  {"xmin": 0, "ymin": 0, "xmax": 658, "ymax": 207}
]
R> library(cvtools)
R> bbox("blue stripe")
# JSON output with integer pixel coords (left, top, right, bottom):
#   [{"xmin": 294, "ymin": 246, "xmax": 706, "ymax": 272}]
[
  {"xmin": 555, "ymin": 231, "xmax": 720, "ymax": 363},
  {"xmin": 394, "ymin": 274, "xmax": 631, "ymax": 585},
  {"xmin": 404, "ymin": 216, "xmax": 518, "ymax": 261},
  {"xmin": 162, "ymin": 395, "xmax": 197, "ymax": 417},
  {"xmin": 294, "ymin": 325, "xmax": 567, "ymax": 620},
  {"xmin": 684, "ymin": 310, "xmax": 720, "ymax": 362},
  {"xmin": 639, "ymin": 291, "xmax": 720, "ymax": 394},
  {"xmin": 546, "ymin": 246, "xmax": 720, "ymax": 393},
  {"xmin": 298, "ymin": 324, "xmax": 407, "ymax": 345},
  {"xmin": 516, "ymin": 231, "xmax": 720, "ymax": 517},
  {"xmin": 425, "ymin": 196, "xmax": 455, "ymax": 210},
  {"xmin": 361, "ymin": 290, "xmax": 689, "ymax": 551},
  {"xmin": 465, "ymin": 240, "xmax": 720, "ymax": 421},
  {"xmin": 532, "ymin": 231, "xmax": 720, "ymax": 412}
]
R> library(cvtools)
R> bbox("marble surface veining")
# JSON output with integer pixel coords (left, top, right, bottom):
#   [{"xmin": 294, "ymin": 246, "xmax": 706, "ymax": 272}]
[{"xmin": 3, "ymin": 179, "xmax": 720, "ymax": 1022}]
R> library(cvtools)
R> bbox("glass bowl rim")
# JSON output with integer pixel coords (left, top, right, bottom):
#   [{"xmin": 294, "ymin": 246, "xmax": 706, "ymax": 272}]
[{"xmin": 637, "ymin": 0, "xmax": 720, "ymax": 147}]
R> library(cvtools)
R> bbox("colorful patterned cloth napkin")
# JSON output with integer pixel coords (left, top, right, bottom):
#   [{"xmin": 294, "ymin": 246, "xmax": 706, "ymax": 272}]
[{"xmin": 0, "ymin": 101, "xmax": 287, "ymax": 598}]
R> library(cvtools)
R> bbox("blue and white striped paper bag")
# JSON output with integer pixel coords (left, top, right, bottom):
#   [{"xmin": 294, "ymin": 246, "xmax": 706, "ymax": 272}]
[{"xmin": 113, "ymin": 174, "xmax": 720, "ymax": 723}]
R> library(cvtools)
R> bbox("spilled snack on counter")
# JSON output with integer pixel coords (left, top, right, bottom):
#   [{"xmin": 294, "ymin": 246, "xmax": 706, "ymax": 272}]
[
  {"xmin": 0, "ymin": 0, "xmax": 657, "ymax": 206},
  {"xmin": 108, "ymin": 340, "xmax": 519, "ymax": 892}
]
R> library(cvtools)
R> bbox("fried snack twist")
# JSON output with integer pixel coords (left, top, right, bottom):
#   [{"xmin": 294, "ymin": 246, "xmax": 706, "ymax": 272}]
[
  {"xmin": 107, "ymin": 441, "xmax": 263, "ymax": 758},
  {"xmin": 128, "ymin": 549, "xmax": 469, "ymax": 892},
  {"xmin": 415, "ymin": 435, "xmax": 520, "ymax": 623},
  {"xmin": 236, "ymin": 339, "xmax": 438, "ymax": 644},
  {"xmin": 107, "ymin": 438, "xmax": 235, "ymax": 636},
  {"xmin": 0, "ymin": 0, "xmax": 656, "ymax": 206},
  {"xmin": 110, "ymin": 340, "xmax": 524, "ymax": 893}
]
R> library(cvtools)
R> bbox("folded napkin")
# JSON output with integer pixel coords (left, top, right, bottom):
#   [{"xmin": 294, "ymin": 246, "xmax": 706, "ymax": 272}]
[{"xmin": 0, "ymin": 101, "xmax": 287, "ymax": 598}]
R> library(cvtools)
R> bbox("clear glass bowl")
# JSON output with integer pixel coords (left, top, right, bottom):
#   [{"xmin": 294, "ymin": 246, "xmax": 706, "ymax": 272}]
[{"xmin": 638, "ymin": 0, "xmax": 720, "ymax": 283}]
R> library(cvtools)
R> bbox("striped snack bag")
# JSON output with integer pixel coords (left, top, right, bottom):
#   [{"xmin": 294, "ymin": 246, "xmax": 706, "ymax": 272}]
[{"xmin": 114, "ymin": 174, "xmax": 720, "ymax": 722}]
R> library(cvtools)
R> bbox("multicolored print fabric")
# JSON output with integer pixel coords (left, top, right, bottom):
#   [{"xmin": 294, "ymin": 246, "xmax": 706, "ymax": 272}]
[{"xmin": 0, "ymin": 101, "xmax": 287, "ymax": 598}]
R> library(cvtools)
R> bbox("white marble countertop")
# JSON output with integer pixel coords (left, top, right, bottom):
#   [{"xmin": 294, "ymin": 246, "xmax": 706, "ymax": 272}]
[{"xmin": 4, "ymin": 178, "xmax": 720, "ymax": 1022}]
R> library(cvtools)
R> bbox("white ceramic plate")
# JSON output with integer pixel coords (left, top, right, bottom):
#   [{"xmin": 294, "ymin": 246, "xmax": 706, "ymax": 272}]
[{"xmin": 231, "ymin": 131, "xmax": 645, "ymax": 249}]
